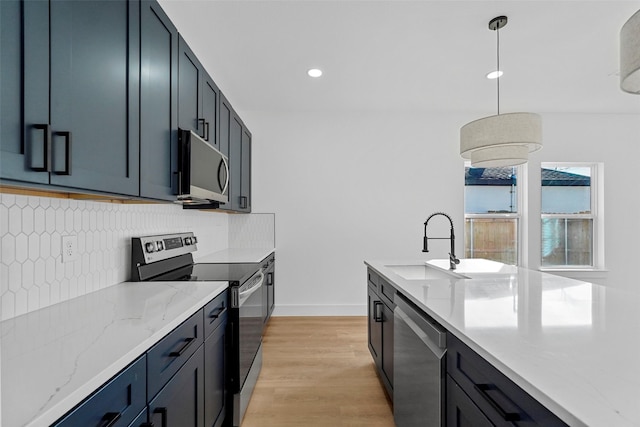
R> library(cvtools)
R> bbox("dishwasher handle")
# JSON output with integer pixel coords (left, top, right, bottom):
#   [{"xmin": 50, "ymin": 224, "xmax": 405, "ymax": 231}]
[{"xmin": 395, "ymin": 295, "xmax": 446, "ymax": 358}]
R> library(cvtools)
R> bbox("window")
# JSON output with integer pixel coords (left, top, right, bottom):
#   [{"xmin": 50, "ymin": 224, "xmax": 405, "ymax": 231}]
[
  {"xmin": 464, "ymin": 165, "xmax": 522, "ymax": 265},
  {"xmin": 541, "ymin": 163, "xmax": 600, "ymax": 268}
]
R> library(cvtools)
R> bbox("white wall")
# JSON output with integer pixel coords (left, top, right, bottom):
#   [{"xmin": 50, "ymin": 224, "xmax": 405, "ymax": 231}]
[{"xmin": 242, "ymin": 110, "xmax": 640, "ymax": 315}]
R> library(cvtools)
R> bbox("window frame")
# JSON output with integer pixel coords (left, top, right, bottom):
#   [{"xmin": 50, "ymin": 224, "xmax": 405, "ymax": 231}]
[
  {"xmin": 464, "ymin": 162, "xmax": 527, "ymax": 266},
  {"xmin": 540, "ymin": 162, "xmax": 603, "ymax": 270}
]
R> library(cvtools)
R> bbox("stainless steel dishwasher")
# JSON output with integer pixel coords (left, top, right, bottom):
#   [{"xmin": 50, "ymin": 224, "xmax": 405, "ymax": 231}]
[{"xmin": 394, "ymin": 294, "xmax": 447, "ymax": 427}]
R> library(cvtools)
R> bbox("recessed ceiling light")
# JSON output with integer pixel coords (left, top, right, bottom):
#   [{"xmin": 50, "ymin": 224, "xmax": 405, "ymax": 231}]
[
  {"xmin": 486, "ymin": 70, "xmax": 503, "ymax": 79},
  {"xmin": 307, "ymin": 68, "xmax": 323, "ymax": 78}
]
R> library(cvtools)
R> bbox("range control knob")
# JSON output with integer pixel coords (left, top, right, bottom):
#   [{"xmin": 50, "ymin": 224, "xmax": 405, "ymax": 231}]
[
  {"xmin": 184, "ymin": 237, "xmax": 192, "ymax": 246},
  {"xmin": 145, "ymin": 242, "xmax": 155, "ymax": 253},
  {"xmin": 156, "ymin": 241, "xmax": 164, "ymax": 251},
  {"xmin": 191, "ymin": 236, "xmax": 198, "ymax": 244}
]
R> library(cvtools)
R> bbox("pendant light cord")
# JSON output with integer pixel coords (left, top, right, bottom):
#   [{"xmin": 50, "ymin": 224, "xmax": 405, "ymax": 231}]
[{"xmin": 496, "ymin": 25, "xmax": 500, "ymax": 115}]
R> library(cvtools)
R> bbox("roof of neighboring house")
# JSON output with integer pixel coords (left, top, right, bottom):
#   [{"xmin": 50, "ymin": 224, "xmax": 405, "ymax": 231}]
[{"xmin": 465, "ymin": 167, "xmax": 591, "ymax": 186}]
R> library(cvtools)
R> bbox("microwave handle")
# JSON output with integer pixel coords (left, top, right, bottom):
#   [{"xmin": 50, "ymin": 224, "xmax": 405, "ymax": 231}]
[{"xmin": 219, "ymin": 156, "xmax": 230, "ymax": 196}]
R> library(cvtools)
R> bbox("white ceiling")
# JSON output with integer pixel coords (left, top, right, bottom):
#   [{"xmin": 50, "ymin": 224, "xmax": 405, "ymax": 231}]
[{"xmin": 158, "ymin": 0, "xmax": 640, "ymax": 115}]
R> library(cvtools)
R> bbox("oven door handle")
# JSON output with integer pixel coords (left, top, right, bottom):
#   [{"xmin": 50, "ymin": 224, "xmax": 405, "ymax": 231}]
[{"xmin": 239, "ymin": 271, "xmax": 265, "ymax": 302}]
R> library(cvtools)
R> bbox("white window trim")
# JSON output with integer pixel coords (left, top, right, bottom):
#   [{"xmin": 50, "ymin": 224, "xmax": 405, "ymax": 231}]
[{"xmin": 539, "ymin": 162, "xmax": 605, "ymax": 272}]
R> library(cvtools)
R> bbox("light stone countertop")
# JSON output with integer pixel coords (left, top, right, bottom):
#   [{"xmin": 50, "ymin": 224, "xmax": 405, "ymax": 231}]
[
  {"xmin": 0, "ymin": 280, "xmax": 228, "ymax": 427},
  {"xmin": 196, "ymin": 248, "xmax": 275, "ymax": 264},
  {"xmin": 365, "ymin": 258, "xmax": 640, "ymax": 427}
]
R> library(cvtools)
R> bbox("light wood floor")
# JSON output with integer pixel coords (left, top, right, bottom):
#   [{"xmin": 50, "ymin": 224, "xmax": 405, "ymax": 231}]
[{"xmin": 241, "ymin": 316, "xmax": 395, "ymax": 427}]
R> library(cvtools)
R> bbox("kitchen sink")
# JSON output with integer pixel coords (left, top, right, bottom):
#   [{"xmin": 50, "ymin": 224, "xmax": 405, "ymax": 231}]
[{"xmin": 385, "ymin": 264, "xmax": 468, "ymax": 280}]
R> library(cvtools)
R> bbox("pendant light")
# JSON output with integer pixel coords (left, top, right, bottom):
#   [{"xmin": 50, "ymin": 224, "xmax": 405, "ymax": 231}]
[
  {"xmin": 460, "ymin": 16, "xmax": 542, "ymax": 168},
  {"xmin": 621, "ymin": 9, "xmax": 640, "ymax": 94}
]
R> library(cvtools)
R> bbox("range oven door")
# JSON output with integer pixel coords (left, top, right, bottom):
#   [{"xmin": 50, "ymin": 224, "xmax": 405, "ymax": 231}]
[{"xmin": 235, "ymin": 270, "xmax": 265, "ymax": 388}]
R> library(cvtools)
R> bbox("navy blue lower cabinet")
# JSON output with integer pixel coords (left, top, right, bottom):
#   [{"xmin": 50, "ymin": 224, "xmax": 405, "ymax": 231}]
[
  {"xmin": 128, "ymin": 408, "xmax": 148, "ymax": 427},
  {"xmin": 446, "ymin": 375, "xmax": 493, "ymax": 427},
  {"xmin": 148, "ymin": 346, "xmax": 205, "ymax": 427},
  {"xmin": 52, "ymin": 356, "xmax": 147, "ymax": 427},
  {"xmin": 446, "ymin": 334, "xmax": 568, "ymax": 426},
  {"xmin": 147, "ymin": 309, "xmax": 204, "ymax": 400},
  {"xmin": 204, "ymin": 323, "xmax": 227, "ymax": 427}
]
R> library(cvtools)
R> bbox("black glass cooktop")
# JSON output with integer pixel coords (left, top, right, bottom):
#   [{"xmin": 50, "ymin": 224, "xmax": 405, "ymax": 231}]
[{"xmin": 149, "ymin": 262, "xmax": 260, "ymax": 284}]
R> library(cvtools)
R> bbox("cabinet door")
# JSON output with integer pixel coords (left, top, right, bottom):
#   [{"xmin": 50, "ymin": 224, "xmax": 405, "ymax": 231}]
[
  {"xmin": 239, "ymin": 127, "xmax": 252, "ymax": 212},
  {"xmin": 1, "ymin": 0, "xmax": 50, "ymax": 184},
  {"xmin": 381, "ymin": 301, "xmax": 394, "ymax": 388},
  {"xmin": 446, "ymin": 375, "xmax": 493, "ymax": 427},
  {"xmin": 204, "ymin": 324, "xmax": 227, "ymax": 427},
  {"xmin": 218, "ymin": 95, "xmax": 232, "ymax": 210},
  {"xmin": 178, "ymin": 35, "xmax": 203, "ymax": 136},
  {"xmin": 229, "ymin": 113, "xmax": 243, "ymax": 211},
  {"xmin": 202, "ymin": 74, "xmax": 220, "ymax": 150},
  {"xmin": 149, "ymin": 347, "xmax": 205, "ymax": 427},
  {"xmin": 48, "ymin": 0, "xmax": 139, "ymax": 195},
  {"xmin": 140, "ymin": 0, "xmax": 178, "ymax": 200},
  {"xmin": 367, "ymin": 285, "xmax": 382, "ymax": 367}
]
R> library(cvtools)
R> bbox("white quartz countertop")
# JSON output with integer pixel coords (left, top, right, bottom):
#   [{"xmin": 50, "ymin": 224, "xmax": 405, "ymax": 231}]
[
  {"xmin": 0, "ymin": 280, "xmax": 228, "ymax": 427},
  {"xmin": 196, "ymin": 248, "xmax": 275, "ymax": 264},
  {"xmin": 365, "ymin": 258, "xmax": 640, "ymax": 427}
]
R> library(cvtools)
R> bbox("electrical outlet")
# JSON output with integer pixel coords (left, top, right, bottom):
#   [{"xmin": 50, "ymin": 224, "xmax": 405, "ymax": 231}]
[{"xmin": 62, "ymin": 235, "xmax": 78, "ymax": 263}]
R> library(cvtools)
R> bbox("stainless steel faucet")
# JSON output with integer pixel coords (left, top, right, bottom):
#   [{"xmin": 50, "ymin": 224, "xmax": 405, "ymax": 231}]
[{"xmin": 423, "ymin": 212, "xmax": 460, "ymax": 270}]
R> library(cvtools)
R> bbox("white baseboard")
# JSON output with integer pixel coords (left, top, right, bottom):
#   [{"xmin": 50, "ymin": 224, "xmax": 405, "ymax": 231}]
[{"xmin": 272, "ymin": 304, "xmax": 367, "ymax": 316}]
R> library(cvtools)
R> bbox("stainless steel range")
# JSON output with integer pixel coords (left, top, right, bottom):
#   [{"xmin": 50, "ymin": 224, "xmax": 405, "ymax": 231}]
[{"xmin": 131, "ymin": 232, "xmax": 266, "ymax": 427}]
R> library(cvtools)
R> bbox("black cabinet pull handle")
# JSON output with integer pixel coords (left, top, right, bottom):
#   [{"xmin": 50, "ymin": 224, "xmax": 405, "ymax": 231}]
[
  {"xmin": 54, "ymin": 131, "xmax": 72, "ymax": 175},
  {"xmin": 208, "ymin": 306, "xmax": 227, "ymax": 320},
  {"xmin": 374, "ymin": 301, "xmax": 383, "ymax": 322},
  {"xmin": 153, "ymin": 407, "xmax": 167, "ymax": 427},
  {"xmin": 97, "ymin": 412, "xmax": 121, "ymax": 427},
  {"xmin": 205, "ymin": 121, "xmax": 210, "ymax": 141},
  {"xmin": 267, "ymin": 272, "xmax": 273, "ymax": 286},
  {"xmin": 198, "ymin": 118, "xmax": 206, "ymax": 139},
  {"xmin": 31, "ymin": 124, "xmax": 51, "ymax": 172},
  {"xmin": 169, "ymin": 337, "xmax": 195, "ymax": 357},
  {"xmin": 473, "ymin": 383, "xmax": 521, "ymax": 421},
  {"xmin": 240, "ymin": 196, "xmax": 248, "ymax": 209}
]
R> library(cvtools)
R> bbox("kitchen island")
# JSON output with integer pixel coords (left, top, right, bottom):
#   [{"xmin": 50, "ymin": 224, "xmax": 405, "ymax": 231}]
[{"xmin": 366, "ymin": 259, "xmax": 640, "ymax": 427}]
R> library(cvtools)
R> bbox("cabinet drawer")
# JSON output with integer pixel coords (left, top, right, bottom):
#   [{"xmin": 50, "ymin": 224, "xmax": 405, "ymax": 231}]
[
  {"xmin": 204, "ymin": 289, "xmax": 229, "ymax": 339},
  {"xmin": 53, "ymin": 356, "xmax": 146, "ymax": 427},
  {"xmin": 447, "ymin": 335, "xmax": 567, "ymax": 426},
  {"xmin": 147, "ymin": 309, "xmax": 204, "ymax": 400},
  {"xmin": 379, "ymin": 278, "xmax": 395, "ymax": 306},
  {"xmin": 367, "ymin": 269, "xmax": 379, "ymax": 289}
]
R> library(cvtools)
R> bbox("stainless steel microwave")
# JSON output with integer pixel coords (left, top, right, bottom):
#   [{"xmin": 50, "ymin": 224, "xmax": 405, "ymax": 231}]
[{"xmin": 176, "ymin": 129, "xmax": 229, "ymax": 205}]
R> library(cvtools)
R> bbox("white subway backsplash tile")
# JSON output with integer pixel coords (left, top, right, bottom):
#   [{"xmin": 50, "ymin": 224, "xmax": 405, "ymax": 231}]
[
  {"xmin": 0, "ymin": 194, "xmax": 229, "ymax": 321},
  {"xmin": 229, "ymin": 213, "xmax": 275, "ymax": 249}
]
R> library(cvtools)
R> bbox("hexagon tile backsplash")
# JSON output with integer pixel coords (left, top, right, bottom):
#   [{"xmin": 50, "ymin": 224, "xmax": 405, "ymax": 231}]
[{"xmin": 0, "ymin": 193, "xmax": 230, "ymax": 321}]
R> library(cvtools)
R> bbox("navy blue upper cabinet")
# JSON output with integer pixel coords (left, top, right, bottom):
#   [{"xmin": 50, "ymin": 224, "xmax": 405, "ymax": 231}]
[
  {"xmin": 239, "ymin": 127, "xmax": 252, "ymax": 212},
  {"xmin": 139, "ymin": 0, "xmax": 179, "ymax": 201},
  {"xmin": 202, "ymin": 72, "xmax": 221, "ymax": 150},
  {"xmin": 1, "ymin": 0, "xmax": 140, "ymax": 196},
  {"xmin": 219, "ymin": 92, "xmax": 252, "ymax": 212},
  {"xmin": 1, "ymin": 0, "xmax": 49, "ymax": 184}
]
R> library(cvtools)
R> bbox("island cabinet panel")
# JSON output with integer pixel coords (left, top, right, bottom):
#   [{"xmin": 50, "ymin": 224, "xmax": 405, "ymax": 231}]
[
  {"xmin": 52, "ymin": 356, "xmax": 147, "ymax": 427},
  {"xmin": 1, "ymin": 0, "xmax": 140, "ymax": 196},
  {"xmin": 148, "ymin": 346, "xmax": 205, "ymax": 427},
  {"xmin": 447, "ymin": 334, "xmax": 568, "ymax": 427},
  {"xmin": 139, "ymin": 0, "xmax": 179, "ymax": 200},
  {"xmin": 446, "ymin": 375, "xmax": 493, "ymax": 427},
  {"xmin": 366, "ymin": 268, "xmax": 394, "ymax": 399}
]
